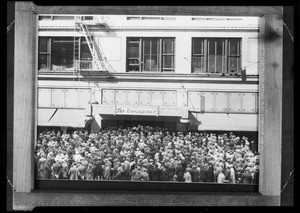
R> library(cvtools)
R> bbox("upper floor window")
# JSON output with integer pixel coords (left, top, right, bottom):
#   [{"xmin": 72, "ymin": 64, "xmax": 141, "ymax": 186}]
[
  {"xmin": 192, "ymin": 38, "xmax": 241, "ymax": 74},
  {"xmin": 127, "ymin": 16, "xmax": 176, "ymax": 20},
  {"xmin": 38, "ymin": 37, "xmax": 92, "ymax": 71},
  {"xmin": 127, "ymin": 37, "xmax": 175, "ymax": 72},
  {"xmin": 39, "ymin": 15, "xmax": 75, "ymax": 21}
]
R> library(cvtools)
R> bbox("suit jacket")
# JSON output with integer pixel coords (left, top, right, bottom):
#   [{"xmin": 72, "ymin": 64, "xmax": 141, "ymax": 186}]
[
  {"xmin": 69, "ymin": 166, "xmax": 78, "ymax": 180},
  {"xmin": 241, "ymin": 172, "xmax": 253, "ymax": 183}
]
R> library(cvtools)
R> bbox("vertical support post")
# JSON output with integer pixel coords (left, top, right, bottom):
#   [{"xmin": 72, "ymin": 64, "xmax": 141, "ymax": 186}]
[
  {"xmin": 281, "ymin": 6, "xmax": 294, "ymax": 206},
  {"xmin": 13, "ymin": 2, "xmax": 37, "ymax": 192},
  {"xmin": 258, "ymin": 12, "xmax": 283, "ymax": 196}
]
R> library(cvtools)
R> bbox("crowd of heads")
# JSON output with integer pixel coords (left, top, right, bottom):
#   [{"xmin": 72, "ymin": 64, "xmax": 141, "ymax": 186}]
[{"xmin": 35, "ymin": 125, "xmax": 259, "ymax": 184}]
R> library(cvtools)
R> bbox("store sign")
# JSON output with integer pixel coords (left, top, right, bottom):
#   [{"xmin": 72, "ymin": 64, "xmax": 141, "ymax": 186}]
[{"xmin": 115, "ymin": 106, "xmax": 158, "ymax": 116}]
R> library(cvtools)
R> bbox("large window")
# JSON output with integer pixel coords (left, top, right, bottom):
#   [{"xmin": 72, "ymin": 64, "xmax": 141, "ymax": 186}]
[
  {"xmin": 38, "ymin": 37, "xmax": 92, "ymax": 71},
  {"xmin": 127, "ymin": 37, "xmax": 175, "ymax": 72},
  {"xmin": 192, "ymin": 38, "xmax": 241, "ymax": 74}
]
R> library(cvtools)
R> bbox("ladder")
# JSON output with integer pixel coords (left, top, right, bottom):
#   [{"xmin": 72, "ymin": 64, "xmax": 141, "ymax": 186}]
[
  {"xmin": 73, "ymin": 37, "xmax": 80, "ymax": 69},
  {"xmin": 75, "ymin": 16, "xmax": 107, "ymax": 71}
]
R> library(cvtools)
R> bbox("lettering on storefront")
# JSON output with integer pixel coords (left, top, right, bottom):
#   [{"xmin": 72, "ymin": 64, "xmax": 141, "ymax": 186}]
[{"xmin": 115, "ymin": 106, "xmax": 157, "ymax": 116}]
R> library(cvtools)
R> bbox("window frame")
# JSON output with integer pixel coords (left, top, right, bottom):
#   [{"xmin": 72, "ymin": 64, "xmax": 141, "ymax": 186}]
[
  {"xmin": 191, "ymin": 38, "xmax": 242, "ymax": 74},
  {"xmin": 38, "ymin": 36, "xmax": 92, "ymax": 71},
  {"xmin": 126, "ymin": 37, "xmax": 175, "ymax": 72}
]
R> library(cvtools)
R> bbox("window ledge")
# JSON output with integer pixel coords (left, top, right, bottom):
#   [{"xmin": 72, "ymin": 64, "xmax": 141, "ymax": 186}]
[
  {"xmin": 38, "ymin": 70, "xmax": 259, "ymax": 79},
  {"xmin": 12, "ymin": 191, "xmax": 280, "ymax": 210}
]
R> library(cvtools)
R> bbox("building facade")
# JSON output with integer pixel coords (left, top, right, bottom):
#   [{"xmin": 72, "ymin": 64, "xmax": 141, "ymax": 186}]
[{"xmin": 37, "ymin": 15, "xmax": 260, "ymax": 132}]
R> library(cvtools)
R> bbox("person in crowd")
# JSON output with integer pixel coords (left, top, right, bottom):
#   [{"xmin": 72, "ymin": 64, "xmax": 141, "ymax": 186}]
[
  {"xmin": 69, "ymin": 163, "xmax": 79, "ymax": 180},
  {"xmin": 191, "ymin": 165, "xmax": 200, "ymax": 182},
  {"xmin": 241, "ymin": 167, "xmax": 253, "ymax": 184},
  {"xmin": 51, "ymin": 161, "xmax": 62, "ymax": 179},
  {"xmin": 94, "ymin": 157, "xmax": 104, "ymax": 180},
  {"xmin": 183, "ymin": 168, "xmax": 192, "ymax": 183},
  {"xmin": 60, "ymin": 161, "xmax": 69, "ymax": 179},
  {"xmin": 34, "ymin": 126, "xmax": 259, "ymax": 185},
  {"xmin": 130, "ymin": 165, "xmax": 139, "ymax": 181},
  {"xmin": 224, "ymin": 165, "xmax": 232, "ymax": 183},
  {"xmin": 43, "ymin": 159, "xmax": 52, "ymax": 180},
  {"xmin": 37, "ymin": 153, "xmax": 47, "ymax": 179},
  {"xmin": 132, "ymin": 166, "xmax": 142, "ymax": 181},
  {"xmin": 78, "ymin": 161, "xmax": 87, "ymax": 180},
  {"xmin": 152, "ymin": 164, "xmax": 161, "ymax": 181},
  {"xmin": 217, "ymin": 169, "xmax": 226, "ymax": 183},
  {"xmin": 141, "ymin": 167, "xmax": 149, "ymax": 181},
  {"xmin": 86, "ymin": 163, "xmax": 94, "ymax": 180},
  {"xmin": 253, "ymin": 165, "xmax": 259, "ymax": 184}
]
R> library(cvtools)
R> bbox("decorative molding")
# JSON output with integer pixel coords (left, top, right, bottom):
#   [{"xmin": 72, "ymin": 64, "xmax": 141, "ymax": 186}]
[{"xmin": 38, "ymin": 25, "xmax": 259, "ymax": 31}]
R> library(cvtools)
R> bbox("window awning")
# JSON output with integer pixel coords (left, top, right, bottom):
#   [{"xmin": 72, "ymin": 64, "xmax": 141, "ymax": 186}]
[{"xmin": 38, "ymin": 108, "xmax": 87, "ymax": 127}]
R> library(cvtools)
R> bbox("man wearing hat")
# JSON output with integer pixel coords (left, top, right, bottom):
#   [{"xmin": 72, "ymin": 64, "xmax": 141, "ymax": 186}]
[
  {"xmin": 132, "ymin": 166, "xmax": 142, "ymax": 181},
  {"xmin": 191, "ymin": 165, "xmax": 200, "ymax": 182},
  {"xmin": 224, "ymin": 165, "xmax": 232, "ymax": 183},
  {"xmin": 69, "ymin": 163, "xmax": 79, "ymax": 180},
  {"xmin": 151, "ymin": 164, "xmax": 161, "ymax": 181}
]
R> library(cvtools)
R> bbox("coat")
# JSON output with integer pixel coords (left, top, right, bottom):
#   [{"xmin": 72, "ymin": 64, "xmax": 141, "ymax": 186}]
[
  {"xmin": 69, "ymin": 166, "xmax": 79, "ymax": 180},
  {"xmin": 183, "ymin": 171, "xmax": 192, "ymax": 182},
  {"xmin": 241, "ymin": 172, "xmax": 253, "ymax": 184},
  {"xmin": 152, "ymin": 167, "xmax": 161, "ymax": 181}
]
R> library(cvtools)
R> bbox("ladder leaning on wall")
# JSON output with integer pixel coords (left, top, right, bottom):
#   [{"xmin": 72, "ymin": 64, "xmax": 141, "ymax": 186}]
[{"xmin": 74, "ymin": 16, "xmax": 108, "ymax": 72}]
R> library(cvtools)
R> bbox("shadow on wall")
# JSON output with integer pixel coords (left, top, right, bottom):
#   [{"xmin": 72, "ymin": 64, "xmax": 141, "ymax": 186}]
[{"xmin": 189, "ymin": 113, "xmax": 202, "ymax": 130}]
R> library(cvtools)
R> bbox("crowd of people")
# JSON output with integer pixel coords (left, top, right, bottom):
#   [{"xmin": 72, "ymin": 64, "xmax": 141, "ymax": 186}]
[{"xmin": 34, "ymin": 125, "xmax": 259, "ymax": 184}]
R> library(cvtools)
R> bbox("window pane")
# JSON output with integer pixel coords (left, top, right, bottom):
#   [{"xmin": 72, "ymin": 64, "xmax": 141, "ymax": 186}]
[
  {"xmin": 143, "ymin": 39, "xmax": 151, "ymax": 54},
  {"xmin": 128, "ymin": 45, "xmax": 139, "ymax": 58},
  {"xmin": 81, "ymin": 42, "xmax": 92, "ymax": 59},
  {"xmin": 39, "ymin": 15, "xmax": 52, "ymax": 20},
  {"xmin": 39, "ymin": 37, "xmax": 49, "ymax": 53},
  {"xmin": 38, "ymin": 54, "xmax": 48, "ymax": 70},
  {"xmin": 193, "ymin": 39, "xmax": 204, "ymax": 54},
  {"xmin": 192, "ymin": 56, "xmax": 205, "ymax": 73},
  {"xmin": 51, "ymin": 38, "xmax": 74, "ymax": 70},
  {"xmin": 208, "ymin": 39, "xmax": 216, "ymax": 55},
  {"xmin": 127, "ymin": 39, "xmax": 141, "ymax": 71},
  {"xmin": 207, "ymin": 39, "xmax": 225, "ymax": 73},
  {"xmin": 128, "ymin": 64, "xmax": 140, "ymax": 71},
  {"xmin": 216, "ymin": 39, "xmax": 224, "ymax": 73},
  {"xmin": 216, "ymin": 39, "xmax": 223, "ymax": 55},
  {"xmin": 208, "ymin": 56, "xmax": 215, "ymax": 73},
  {"xmin": 207, "ymin": 40, "xmax": 214, "ymax": 73},
  {"xmin": 144, "ymin": 58, "xmax": 158, "ymax": 71},
  {"xmin": 228, "ymin": 57, "xmax": 240, "ymax": 72},
  {"xmin": 162, "ymin": 55, "xmax": 174, "ymax": 69},
  {"xmin": 151, "ymin": 39, "xmax": 158, "ymax": 54},
  {"xmin": 228, "ymin": 39, "xmax": 240, "ymax": 55},
  {"xmin": 216, "ymin": 55, "xmax": 223, "ymax": 73},
  {"xmin": 143, "ymin": 39, "xmax": 159, "ymax": 71},
  {"xmin": 52, "ymin": 16, "xmax": 74, "ymax": 20},
  {"xmin": 162, "ymin": 38, "xmax": 174, "ymax": 53}
]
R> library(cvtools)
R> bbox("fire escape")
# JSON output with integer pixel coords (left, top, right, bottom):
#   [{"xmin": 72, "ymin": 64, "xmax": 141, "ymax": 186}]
[{"xmin": 74, "ymin": 16, "xmax": 109, "ymax": 72}]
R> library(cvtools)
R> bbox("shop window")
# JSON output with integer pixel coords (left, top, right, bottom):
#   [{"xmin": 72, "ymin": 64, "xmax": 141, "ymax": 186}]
[
  {"xmin": 127, "ymin": 37, "xmax": 175, "ymax": 72},
  {"xmin": 38, "ymin": 37, "xmax": 92, "ymax": 71},
  {"xmin": 192, "ymin": 38, "xmax": 241, "ymax": 74}
]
